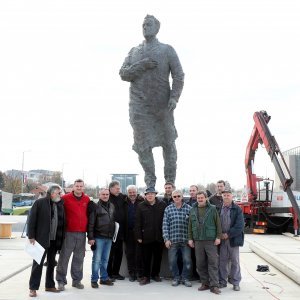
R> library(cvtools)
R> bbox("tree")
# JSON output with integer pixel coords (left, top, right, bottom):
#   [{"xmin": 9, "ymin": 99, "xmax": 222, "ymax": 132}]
[
  {"xmin": 50, "ymin": 172, "xmax": 63, "ymax": 185},
  {"xmin": 3, "ymin": 173, "xmax": 21, "ymax": 194},
  {"xmin": 206, "ymin": 182, "xmax": 216, "ymax": 195}
]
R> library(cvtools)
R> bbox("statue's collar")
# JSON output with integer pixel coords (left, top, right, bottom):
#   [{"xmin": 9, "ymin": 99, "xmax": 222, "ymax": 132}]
[{"xmin": 143, "ymin": 38, "xmax": 159, "ymax": 47}]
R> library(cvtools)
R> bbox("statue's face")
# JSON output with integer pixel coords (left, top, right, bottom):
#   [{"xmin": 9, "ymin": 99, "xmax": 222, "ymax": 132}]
[{"xmin": 143, "ymin": 18, "xmax": 157, "ymax": 39}]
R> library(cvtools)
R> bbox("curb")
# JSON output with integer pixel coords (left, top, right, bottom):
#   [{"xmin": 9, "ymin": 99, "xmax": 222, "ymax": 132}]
[
  {"xmin": 0, "ymin": 263, "xmax": 32, "ymax": 284},
  {"xmin": 282, "ymin": 232, "xmax": 300, "ymax": 241},
  {"xmin": 248, "ymin": 240, "xmax": 300, "ymax": 285}
]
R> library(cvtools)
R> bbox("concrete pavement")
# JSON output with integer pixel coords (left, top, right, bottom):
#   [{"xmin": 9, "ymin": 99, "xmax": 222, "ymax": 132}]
[{"xmin": 0, "ymin": 230, "xmax": 300, "ymax": 300}]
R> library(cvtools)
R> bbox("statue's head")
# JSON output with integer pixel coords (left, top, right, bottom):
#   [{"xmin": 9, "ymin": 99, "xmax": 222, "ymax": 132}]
[{"xmin": 143, "ymin": 15, "xmax": 160, "ymax": 39}]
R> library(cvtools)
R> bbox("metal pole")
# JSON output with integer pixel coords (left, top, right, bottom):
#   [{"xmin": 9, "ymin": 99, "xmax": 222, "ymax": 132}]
[
  {"xmin": 61, "ymin": 163, "xmax": 64, "ymax": 190},
  {"xmin": 21, "ymin": 150, "xmax": 30, "ymax": 194},
  {"xmin": 21, "ymin": 151, "xmax": 25, "ymax": 194}
]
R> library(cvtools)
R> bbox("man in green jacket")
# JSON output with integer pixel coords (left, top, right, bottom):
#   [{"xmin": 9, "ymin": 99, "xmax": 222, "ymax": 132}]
[{"xmin": 188, "ymin": 191, "xmax": 222, "ymax": 294}]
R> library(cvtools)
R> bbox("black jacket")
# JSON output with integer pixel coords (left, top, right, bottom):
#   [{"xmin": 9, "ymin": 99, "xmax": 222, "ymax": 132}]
[
  {"xmin": 88, "ymin": 200, "xmax": 115, "ymax": 240},
  {"xmin": 209, "ymin": 194, "xmax": 223, "ymax": 214},
  {"xmin": 109, "ymin": 193, "xmax": 126, "ymax": 239},
  {"xmin": 27, "ymin": 196, "xmax": 65, "ymax": 250},
  {"xmin": 124, "ymin": 194, "xmax": 144, "ymax": 240},
  {"xmin": 135, "ymin": 198, "xmax": 166, "ymax": 244}
]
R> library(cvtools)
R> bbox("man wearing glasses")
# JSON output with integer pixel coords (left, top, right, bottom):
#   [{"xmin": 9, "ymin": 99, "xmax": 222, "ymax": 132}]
[{"xmin": 163, "ymin": 190, "xmax": 192, "ymax": 287}]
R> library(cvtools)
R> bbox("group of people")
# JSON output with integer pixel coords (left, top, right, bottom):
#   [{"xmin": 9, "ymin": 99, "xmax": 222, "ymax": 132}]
[{"xmin": 27, "ymin": 179, "xmax": 244, "ymax": 297}]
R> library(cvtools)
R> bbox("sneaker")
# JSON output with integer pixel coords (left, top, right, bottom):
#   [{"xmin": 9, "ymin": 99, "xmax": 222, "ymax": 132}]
[
  {"xmin": 233, "ymin": 285, "xmax": 240, "ymax": 291},
  {"xmin": 29, "ymin": 290, "xmax": 37, "ymax": 297},
  {"xmin": 57, "ymin": 283, "xmax": 65, "ymax": 291},
  {"xmin": 91, "ymin": 281, "xmax": 99, "ymax": 288},
  {"xmin": 210, "ymin": 286, "xmax": 221, "ymax": 294},
  {"xmin": 100, "ymin": 279, "xmax": 114, "ymax": 286},
  {"xmin": 72, "ymin": 282, "xmax": 84, "ymax": 289},
  {"xmin": 171, "ymin": 279, "xmax": 179, "ymax": 286},
  {"xmin": 183, "ymin": 280, "xmax": 192, "ymax": 287}
]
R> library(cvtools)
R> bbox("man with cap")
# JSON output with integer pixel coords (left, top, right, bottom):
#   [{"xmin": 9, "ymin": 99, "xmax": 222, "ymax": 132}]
[
  {"xmin": 135, "ymin": 187, "xmax": 166, "ymax": 285},
  {"xmin": 219, "ymin": 188, "xmax": 244, "ymax": 291}
]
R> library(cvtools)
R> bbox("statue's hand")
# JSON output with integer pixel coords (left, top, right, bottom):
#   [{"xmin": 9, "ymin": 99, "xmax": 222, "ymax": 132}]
[
  {"xmin": 168, "ymin": 98, "xmax": 177, "ymax": 111},
  {"xmin": 142, "ymin": 57, "xmax": 158, "ymax": 69}
]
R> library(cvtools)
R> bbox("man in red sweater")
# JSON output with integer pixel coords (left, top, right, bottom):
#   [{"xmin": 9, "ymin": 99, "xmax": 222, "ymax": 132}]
[{"xmin": 56, "ymin": 179, "xmax": 90, "ymax": 291}]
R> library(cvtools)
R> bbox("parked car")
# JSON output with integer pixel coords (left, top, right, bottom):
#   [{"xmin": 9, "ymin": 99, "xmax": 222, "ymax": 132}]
[{"xmin": 12, "ymin": 193, "xmax": 35, "ymax": 207}]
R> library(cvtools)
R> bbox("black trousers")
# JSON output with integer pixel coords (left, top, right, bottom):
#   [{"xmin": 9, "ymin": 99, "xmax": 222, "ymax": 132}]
[
  {"xmin": 191, "ymin": 247, "xmax": 200, "ymax": 279},
  {"xmin": 142, "ymin": 241, "xmax": 163, "ymax": 278},
  {"xmin": 29, "ymin": 240, "xmax": 57, "ymax": 290},
  {"xmin": 107, "ymin": 238, "xmax": 123, "ymax": 276},
  {"xmin": 125, "ymin": 229, "xmax": 143, "ymax": 277}
]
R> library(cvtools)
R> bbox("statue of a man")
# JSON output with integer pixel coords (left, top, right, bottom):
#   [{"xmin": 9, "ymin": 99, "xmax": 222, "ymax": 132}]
[{"xmin": 119, "ymin": 15, "xmax": 184, "ymax": 188}]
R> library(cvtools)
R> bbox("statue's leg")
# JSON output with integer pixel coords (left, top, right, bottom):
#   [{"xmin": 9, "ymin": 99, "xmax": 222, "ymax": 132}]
[
  {"xmin": 137, "ymin": 148, "xmax": 156, "ymax": 188},
  {"xmin": 163, "ymin": 142, "xmax": 177, "ymax": 185}
]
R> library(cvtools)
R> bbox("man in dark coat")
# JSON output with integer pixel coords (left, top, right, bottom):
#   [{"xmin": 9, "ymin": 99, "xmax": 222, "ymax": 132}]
[
  {"xmin": 27, "ymin": 184, "xmax": 65, "ymax": 298},
  {"xmin": 88, "ymin": 187, "xmax": 115, "ymax": 287},
  {"xmin": 209, "ymin": 180, "xmax": 226, "ymax": 214},
  {"xmin": 124, "ymin": 185, "xmax": 144, "ymax": 281},
  {"xmin": 219, "ymin": 189, "xmax": 244, "ymax": 291},
  {"xmin": 107, "ymin": 180, "xmax": 126, "ymax": 280},
  {"xmin": 135, "ymin": 187, "xmax": 166, "ymax": 285}
]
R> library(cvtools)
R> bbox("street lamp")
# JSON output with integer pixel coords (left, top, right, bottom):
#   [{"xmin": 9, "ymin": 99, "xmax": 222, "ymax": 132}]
[
  {"xmin": 21, "ymin": 150, "xmax": 31, "ymax": 194},
  {"xmin": 61, "ymin": 162, "xmax": 67, "ymax": 191}
]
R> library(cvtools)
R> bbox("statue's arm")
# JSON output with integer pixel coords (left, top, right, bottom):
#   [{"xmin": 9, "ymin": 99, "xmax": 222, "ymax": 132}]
[
  {"xmin": 119, "ymin": 48, "xmax": 158, "ymax": 82},
  {"xmin": 168, "ymin": 46, "xmax": 185, "ymax": 102}
]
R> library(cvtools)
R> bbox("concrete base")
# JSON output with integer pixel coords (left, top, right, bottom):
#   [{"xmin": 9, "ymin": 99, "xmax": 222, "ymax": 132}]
[{"xmin": 247, "ymin": 236, "xmax": 300, "ymax": 285}]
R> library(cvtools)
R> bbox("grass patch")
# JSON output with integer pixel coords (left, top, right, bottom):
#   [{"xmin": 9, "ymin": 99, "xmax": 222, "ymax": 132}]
[{"xmin": 13, "ymin": 207, "xmax": 30, "ymax": 215}]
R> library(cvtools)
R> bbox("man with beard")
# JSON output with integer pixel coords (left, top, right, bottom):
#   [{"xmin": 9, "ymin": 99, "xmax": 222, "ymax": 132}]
[{"xmin": 28, "ymin": 185, "xmax": 65, "ymax": 298}]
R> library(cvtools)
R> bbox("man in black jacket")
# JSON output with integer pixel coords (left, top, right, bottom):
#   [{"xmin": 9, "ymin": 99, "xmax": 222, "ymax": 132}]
[
  {"xmin": 135, "ymin": 187, "xmax": 166, "ymax": 285},
  {"xmin": 209, "ymin": 180, "xmax": 226, "ymax": 213},
  {"xmin": 107, "ymin": 180, "xmax": 126, "ymax": 280},
  {"xmin": 88, "ymin": 188, "xmax": 115, "ymax": 287},
  {"xmin": 27, "ymin": 184, "xmax": 65, "ymax": 298},
  {"xmin": 124, "ymin": 185, "xmax": 144, "ymax": 281}
]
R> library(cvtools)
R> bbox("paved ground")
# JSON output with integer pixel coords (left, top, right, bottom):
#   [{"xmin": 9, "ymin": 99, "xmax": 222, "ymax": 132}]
[{"xmin": 0, "ymin": 216, "xmax": 300, "ymax": 299}]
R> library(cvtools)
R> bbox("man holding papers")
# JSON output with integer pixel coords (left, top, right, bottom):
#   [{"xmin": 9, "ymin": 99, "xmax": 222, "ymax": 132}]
[{"xmin": 27, "ymin": 184, "xmax": 65, "ymax": 298}]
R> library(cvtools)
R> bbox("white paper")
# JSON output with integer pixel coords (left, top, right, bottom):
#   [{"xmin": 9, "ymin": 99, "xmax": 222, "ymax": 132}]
[
  {"xmin": 113, "ymin": 222, "xmax": 119, "ymax": 243},
  {"xmin": 25, "ymin": 239, "xmax": 45, "ymax": 265}
]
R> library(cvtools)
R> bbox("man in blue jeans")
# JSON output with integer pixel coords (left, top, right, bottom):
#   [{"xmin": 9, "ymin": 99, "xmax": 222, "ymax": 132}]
[
  {"xmin": 162, "ymin": 189, "xmax": 192, "ymax": 287},
  {"xmin": 88, "ymin": 188, "xmax": 116, "ymax": 287}
]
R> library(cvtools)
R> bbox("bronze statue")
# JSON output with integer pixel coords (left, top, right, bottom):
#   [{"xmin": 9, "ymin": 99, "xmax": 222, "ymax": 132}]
[{"xmin": 119, "ymin": 15, "xmax": 184, "ymax": 188}]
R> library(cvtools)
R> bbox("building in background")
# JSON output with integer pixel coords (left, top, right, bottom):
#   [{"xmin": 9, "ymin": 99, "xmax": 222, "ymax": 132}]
[
  {"xmin": 111, "ymin": 173, "xmax": 138, "ymax": 194},
  {"xmin": 275, "ymin": 146, "xmax": 300, "ymax": 192}
]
